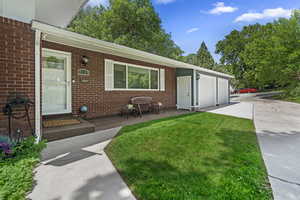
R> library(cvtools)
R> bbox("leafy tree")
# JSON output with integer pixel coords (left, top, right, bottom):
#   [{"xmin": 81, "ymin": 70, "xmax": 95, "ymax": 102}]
[
  {"xmin": 68, "ymin": 0, "xmax": 183, "ymax": 60},
  {"xmin": 183, "ymin": 53, "xmax": 198, "ymax": 65},
  {"xmin": 242, "ymin": 11, "xmax": 300, "ymax": 94},
  {"xmin": 216, "ymin": 23, "xmax": 266, "ymax": 88},
  {"xmin": 197, "ymin": 41, "xmax": 215, "ymax": 69},
  {"xmin": 68, "ymin": 6, "xmax": 106, "ymax": 39},
  {"xmin": 216, "ymin": 10, "xmax": 300, "ymax": 94}
]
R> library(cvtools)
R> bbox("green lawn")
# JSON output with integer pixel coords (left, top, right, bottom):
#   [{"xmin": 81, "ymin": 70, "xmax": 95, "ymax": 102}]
[
  {"xmin": 106, "ymin": 112, "xmax": 272, "ymax": 200},
  {"xmin": 276, "ymin": 95, "xmax": 300, "ymax": 104}
]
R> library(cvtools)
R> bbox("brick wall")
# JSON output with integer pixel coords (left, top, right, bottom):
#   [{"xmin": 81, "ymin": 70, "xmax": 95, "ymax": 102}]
[
  {"xmin": 0, "ymin": 17, "xmax": 36, "ymax": 135},
  {"xmin": 42, "ymin": 41, "xmax": 176, "ymax": 118}
]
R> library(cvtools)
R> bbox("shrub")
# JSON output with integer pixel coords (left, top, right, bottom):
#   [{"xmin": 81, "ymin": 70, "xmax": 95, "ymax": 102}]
[{"xmin": 0, "ymin": 137, "xmax": 46, "ymax": 200}]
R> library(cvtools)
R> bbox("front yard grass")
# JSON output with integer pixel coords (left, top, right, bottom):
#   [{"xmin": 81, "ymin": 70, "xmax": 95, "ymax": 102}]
[{"xmin": 106, "ymin": 112, "xmax": 272, "ymax": 200}]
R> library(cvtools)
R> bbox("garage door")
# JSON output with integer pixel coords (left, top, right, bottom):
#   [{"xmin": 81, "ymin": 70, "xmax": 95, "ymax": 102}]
[
  {"xmin": 218, "ymin": 78, "xmax": 229, "ymax": 105},
  {"xmin": 199, "ymin": 74, "xmax": 216, "ymax": 108}
]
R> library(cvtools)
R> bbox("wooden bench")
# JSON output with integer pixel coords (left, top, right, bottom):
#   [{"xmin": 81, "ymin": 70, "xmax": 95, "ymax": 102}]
[{"xmin": 130, "ymin": 96, "xmax": 162, "ymax": 117}]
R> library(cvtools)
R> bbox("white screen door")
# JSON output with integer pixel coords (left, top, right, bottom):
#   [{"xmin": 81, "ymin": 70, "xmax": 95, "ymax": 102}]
[
  {"xmin": 177, "ymin": 76, "xmax": 192, "ymax": 110},
  {"xmin": 42, "ymin": 49, "xmax": 72, "ymax": 115}
]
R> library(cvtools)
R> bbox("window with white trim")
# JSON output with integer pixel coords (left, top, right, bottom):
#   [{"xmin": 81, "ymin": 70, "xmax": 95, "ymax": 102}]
[{"xmin": 109, "ymin": 60, "xmax": 161, "ymax": 90}]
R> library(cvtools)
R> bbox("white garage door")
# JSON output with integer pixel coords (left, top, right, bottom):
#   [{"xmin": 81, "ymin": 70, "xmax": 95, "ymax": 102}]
[
  {"xmin": 199, "ymin": 74, "xmax": 216, "ymax": 108},
  {"xmin": 218, "ymin": 78, "xmax": 229, "ymax": 105}
]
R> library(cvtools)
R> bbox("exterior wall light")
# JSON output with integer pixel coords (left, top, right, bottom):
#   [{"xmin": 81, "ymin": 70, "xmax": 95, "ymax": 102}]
[{"xmin": 81, "ymin": 56, "xmax": 89, "ymax": 65}]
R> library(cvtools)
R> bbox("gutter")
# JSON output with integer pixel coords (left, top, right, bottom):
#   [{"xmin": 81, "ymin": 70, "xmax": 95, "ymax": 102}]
[{"xmin": 31, "ymin": 20, "xmax": 234, "ymax": 79}]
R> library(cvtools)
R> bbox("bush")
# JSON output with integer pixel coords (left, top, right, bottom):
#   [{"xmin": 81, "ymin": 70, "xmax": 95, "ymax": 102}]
[
  {"xmin": 287, "ymin": 84, "xmax": 300, "ymax": 97},
  {"xmin": 0, "ymin": 137, "xmax": 46, "ymax": 200}
]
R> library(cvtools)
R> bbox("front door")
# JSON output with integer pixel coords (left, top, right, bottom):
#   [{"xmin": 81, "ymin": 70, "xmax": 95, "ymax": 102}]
[
  {"xmin": 42, "ymin": 49, "xmax": 72, "ymax": 115},
  {"xmin": 177, "ymin": 76, "xmax": 192, "ymax": 110}
]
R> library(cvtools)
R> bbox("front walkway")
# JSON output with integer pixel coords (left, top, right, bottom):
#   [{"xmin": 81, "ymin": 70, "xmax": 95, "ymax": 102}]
[
  {"xmin": 28, "ymin": 128, "xmax": 137, "ymax": 200},
  {"xmin": 204, "ymin": 102, "xmax": 253, "ymax": 120}
]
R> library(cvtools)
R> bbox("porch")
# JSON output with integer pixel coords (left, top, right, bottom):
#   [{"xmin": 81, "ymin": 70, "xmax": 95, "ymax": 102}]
[{"xmin": 42, "ymin": 109, "xmax": 190, "ymax": 142}]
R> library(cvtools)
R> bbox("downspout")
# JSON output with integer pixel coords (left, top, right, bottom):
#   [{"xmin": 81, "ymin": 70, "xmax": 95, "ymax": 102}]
[
  {"xmin": 193, "ymin": 70, "xmax": 197, "ymax": 108},
  {"xmin": 216, "ymin": 77, "xmax": 219, "ymax": 106},
  {"xmin": 34, "ymin": 30, "xmax": 41, "ymax": 143},
  {"xmin": 228, "ymin": 79, "xmax": 231, "ymax": 104}
]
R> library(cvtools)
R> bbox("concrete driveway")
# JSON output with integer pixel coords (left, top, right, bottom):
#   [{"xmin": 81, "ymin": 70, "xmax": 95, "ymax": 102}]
[{"xmin": 254, "ymin": 99, "xmax": 300, "ymax": 200}]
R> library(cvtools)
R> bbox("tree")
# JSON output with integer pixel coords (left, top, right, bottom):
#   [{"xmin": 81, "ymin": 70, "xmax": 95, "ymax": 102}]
[
  {"xmin": 183, "ymin": 53, "xmax": 198, "ymax": 65},
  {"xmin": 241, "ymin": 11, "xmax": 300, "ymax": 93},
  {"xmin": 216, "ymin": 23, "xmax": 266, "ymax": 88},
  {"xmin": 216, "ymin": 10, "xmax": 300, "ymax": 93},
  {"xmin": 68, "ymin": 0, "xmax": 183, "ymax": 60},
  {"xmin": 197, "ymin": 41, "xmax": 215, "ymax": 69}
]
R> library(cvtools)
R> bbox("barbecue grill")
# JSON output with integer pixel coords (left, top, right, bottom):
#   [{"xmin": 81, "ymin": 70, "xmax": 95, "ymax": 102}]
[{"xmin": 2, "ymin": 92, "xmax": 35, "ymax": 143}]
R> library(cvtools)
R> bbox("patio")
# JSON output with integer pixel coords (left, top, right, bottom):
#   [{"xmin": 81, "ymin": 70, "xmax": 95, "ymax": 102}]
[
  {"xmin": 89, "ymin": 109, "xmax": 190, "ymax": 131},
  {"xmin": 42, "ymin": 109, "xmax": 190, "ymax": 141}
]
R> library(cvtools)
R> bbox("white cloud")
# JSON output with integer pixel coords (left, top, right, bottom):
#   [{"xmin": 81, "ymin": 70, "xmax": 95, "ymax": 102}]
[
  {"xmin": 235, "ymin": 8, "xmax": 292, "ymax": 22},
  {"xmin": 156, "ymin": 0, "xmax": 176, "ymax": 4},
  {"xmin": 186, "ymin": 28, "xmax": 199, "ymax": 34},
  {"xmin": 209, "ymin": 2, "xmax": 238, "ymax": 15}
]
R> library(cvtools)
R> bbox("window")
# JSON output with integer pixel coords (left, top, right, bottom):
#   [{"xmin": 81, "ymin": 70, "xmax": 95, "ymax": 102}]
[
  {"xmin": 128, "ymin": 66, "xmax": 150, "ymax": 89},
  {"xmin": 114, "ymin": 64, "xmax": 126, "ymax": 89},
  {"xmin": 151, "ymin": 70, "xmax": 158, "ymax": 89},
  {"xmin": 111, "ymin": 61, "xmax": 160, "ymax": 90}
]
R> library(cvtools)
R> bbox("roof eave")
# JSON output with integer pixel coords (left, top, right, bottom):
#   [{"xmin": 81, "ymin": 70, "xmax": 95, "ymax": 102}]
[{"xmin": 31, "ymin": 20, "xmax": 234, "ymax": 79}]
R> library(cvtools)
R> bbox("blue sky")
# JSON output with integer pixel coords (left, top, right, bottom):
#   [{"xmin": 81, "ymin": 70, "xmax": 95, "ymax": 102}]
[{"xmin": 87, "ymin": 0, "xmax": 299, "ymax": 61}]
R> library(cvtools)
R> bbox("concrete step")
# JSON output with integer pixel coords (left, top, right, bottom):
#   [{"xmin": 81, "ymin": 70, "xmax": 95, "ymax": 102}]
[{"xmin": 43, "ymin": 119, "xmax": 95, "ymax": 142}]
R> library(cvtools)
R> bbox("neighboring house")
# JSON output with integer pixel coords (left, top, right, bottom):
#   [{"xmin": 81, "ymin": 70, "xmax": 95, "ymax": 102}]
[{"xmin": 0, "ymin": 0, "xmax": 233, "ymax": 141}]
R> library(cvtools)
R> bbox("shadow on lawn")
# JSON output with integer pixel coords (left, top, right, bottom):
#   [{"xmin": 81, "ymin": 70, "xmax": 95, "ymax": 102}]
[{"xmin": 106, "ymin": 128, "xmax": 273, "ymax": 200}]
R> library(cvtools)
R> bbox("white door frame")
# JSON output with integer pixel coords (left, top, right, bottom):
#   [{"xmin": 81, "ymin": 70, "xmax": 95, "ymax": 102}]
[
  {"xmin": 42, "ymin": 48, "xmax": 72, "ymax": 115},
  {"xmin": 177, "ymin": 76, "xmax": 192, "ymax": 110}
]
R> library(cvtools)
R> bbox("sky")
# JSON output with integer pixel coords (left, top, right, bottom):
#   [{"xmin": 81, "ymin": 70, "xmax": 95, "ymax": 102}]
[{"xmin": 87, "ymin": 0, "xmax": 299, "ymax": 61}]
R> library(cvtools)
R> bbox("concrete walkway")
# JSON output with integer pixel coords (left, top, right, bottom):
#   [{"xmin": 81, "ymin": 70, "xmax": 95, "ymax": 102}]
[
  {"xmin": 205, "ymin": 102, "xmax": 253, "ymax": 120},
  {"xmin": 254, "ymin": 99, "xmax": 300, "ymax": 200},
  {"xmin": 28, "ymin": 127, "xmax": 136, "ymax": 200}
]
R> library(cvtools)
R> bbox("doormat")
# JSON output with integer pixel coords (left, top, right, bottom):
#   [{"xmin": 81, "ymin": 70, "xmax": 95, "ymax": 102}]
[{"xmin": 43, "ymin": 119, "xmax": 81, "ymax": 128}]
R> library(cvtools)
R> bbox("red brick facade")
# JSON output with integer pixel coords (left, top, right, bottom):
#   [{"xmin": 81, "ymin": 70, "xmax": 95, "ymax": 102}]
[
  {"xmin": 42, "ymin": 41, "xmax": 176, "ymax": 118},
  {"xmin": 0, "ymin": 17, "xmax": 36, "ymax": 135},
  {"xmin": 0, "ymin": 15, "xmax": 176, "ymax": 135}
]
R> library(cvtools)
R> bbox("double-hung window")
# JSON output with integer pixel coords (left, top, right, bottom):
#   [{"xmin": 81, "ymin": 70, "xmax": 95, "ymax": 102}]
[{"xmin": 111, "ymin": 61, "xmax": 160, "ymax": 90}]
